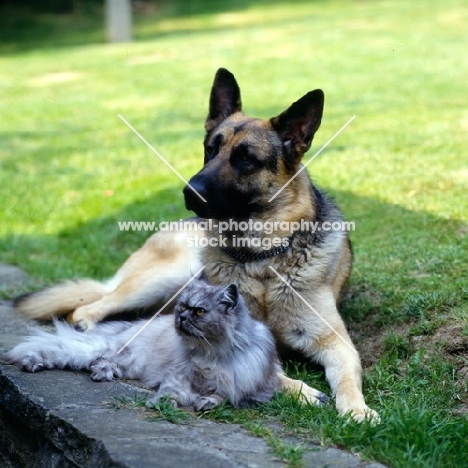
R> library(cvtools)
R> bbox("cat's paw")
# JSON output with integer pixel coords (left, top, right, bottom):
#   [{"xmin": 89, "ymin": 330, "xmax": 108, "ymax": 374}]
[
  {"xmin": 146, "ymin": 394, "xmax": 178, "ymax": 409},
  {"xmin": 193, "ymin": 395, "xmax": 223, "ymax": 412},
  {"xmin": 5, "ymin": 351, "xmax": 45, "ymax": 373},
  {"xmin": 89, "ymin": 358, "xmax": 122, "ymax": 381}
]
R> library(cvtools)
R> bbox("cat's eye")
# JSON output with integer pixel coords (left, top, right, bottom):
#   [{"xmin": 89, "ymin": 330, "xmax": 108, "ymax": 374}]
[
  {"xmin": 179, "ymin": 303, "xmax": 187, "ymax": 311},
  {"xmin": 194, "ymin": 308, "xmax": 205, "ymax": 317}
]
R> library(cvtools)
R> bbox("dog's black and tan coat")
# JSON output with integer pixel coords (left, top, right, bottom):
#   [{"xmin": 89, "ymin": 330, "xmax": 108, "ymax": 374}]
[{"xmin": 14, "ymin": 69, "xmax": 378, "ymax": 422}]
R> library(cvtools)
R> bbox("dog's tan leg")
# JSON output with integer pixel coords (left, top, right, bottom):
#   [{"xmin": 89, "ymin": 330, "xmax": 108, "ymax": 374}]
[
  {"xmin": 70, "ymin": 230, "xmax": 202, "ymax": 330},
  {"xmin": 277, "ymin": 288, "xmax": 379, "ymax": 422},
  {"xmin": 69, "ymin": 282, "xmax": 174, "ymax": 331},
  {"xmin": 277, "ymin": 373, "xmax": 327, "ymax": 406},
  {"xmin": 308, "ymin": 290, "xmax": 379, "ymax": 422},
  {"xmin": 318, "ymin": 332, "xmax": 379, "ymax": 422}
]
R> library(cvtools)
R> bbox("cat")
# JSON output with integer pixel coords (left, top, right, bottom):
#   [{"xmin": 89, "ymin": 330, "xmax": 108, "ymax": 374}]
[{"xmin": 3, "ymin": 280, "xmax": 281, "ymax": 411}]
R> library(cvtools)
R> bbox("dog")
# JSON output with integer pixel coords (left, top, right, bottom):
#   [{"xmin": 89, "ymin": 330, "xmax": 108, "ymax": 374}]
[{"xmin": 14, "ymin": 68, "xmax": 378, "ymax": 422}]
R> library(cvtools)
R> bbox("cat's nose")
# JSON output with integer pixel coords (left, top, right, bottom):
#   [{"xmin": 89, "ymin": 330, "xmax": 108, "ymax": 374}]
[{"xmin": 179, "ymin": 312, "xmax": 188, "ymax": 322}]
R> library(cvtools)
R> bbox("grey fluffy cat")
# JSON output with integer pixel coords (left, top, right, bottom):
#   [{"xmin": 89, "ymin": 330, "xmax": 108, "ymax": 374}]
[{"xmin": 3, "ymin": 280, "xmax": 281, "ymax": 411}]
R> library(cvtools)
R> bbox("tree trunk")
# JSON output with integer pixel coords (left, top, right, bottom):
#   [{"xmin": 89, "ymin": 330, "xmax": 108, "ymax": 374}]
[{"xmin": 105, "ymin": 0, "xmax": 132, "ymax": 43}]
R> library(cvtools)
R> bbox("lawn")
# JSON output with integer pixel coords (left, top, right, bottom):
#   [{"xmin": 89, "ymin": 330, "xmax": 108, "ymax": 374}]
[{"xmin": 1, "ymin": 0, "xmax": 467, "ymax": 466}]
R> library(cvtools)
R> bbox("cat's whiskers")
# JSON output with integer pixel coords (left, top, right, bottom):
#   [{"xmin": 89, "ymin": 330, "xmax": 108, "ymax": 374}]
[
  {"xmin": 200, "ymin": 334, "xmax": 213, "ymax": 350},
  {"xmin": 185, "ymin": 331, "xmax": 211, "ymax": 352},
  {"xmin": 187, "ymin": 322, "xmax": 213, "ymax": 351}
]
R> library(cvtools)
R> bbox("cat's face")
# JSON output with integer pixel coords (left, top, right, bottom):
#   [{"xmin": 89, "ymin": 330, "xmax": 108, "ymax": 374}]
[{"xmin": 174, "ymin": 280, "xmax": 239, "ymax": 342}]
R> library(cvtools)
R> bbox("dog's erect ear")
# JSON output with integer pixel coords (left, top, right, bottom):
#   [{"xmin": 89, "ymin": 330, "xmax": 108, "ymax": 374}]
[
  {"xmin": 220, "ymin": 283, "xmax": 239, "ymax": 309},
  {"xmin": 270, "ymin": 89, "xmax": 324, "ymax": 164},
  {"xmin": 205, "ymin": 68, "xmax": 242, "ymax": 133}
]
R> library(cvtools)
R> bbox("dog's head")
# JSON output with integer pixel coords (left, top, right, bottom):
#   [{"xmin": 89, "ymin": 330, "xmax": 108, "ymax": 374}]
[{"xmin": 183, "ymin": 68, "xmax": 324, "ymax": 220}]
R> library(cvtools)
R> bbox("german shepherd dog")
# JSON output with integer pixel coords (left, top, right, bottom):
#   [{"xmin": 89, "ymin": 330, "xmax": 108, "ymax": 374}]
[{"xmin": 14, "ymin": 69, "xmax": 378, "ymax": 422}]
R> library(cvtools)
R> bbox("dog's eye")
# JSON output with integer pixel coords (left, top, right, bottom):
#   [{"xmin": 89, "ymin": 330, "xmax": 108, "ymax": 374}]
[
  {"xmin": 194, "ymin": 308, "xmax": 205, "ymax": 317},
  {"xmin": 179, "ymin": 303, "xmax": 187, "ymax": 311},
  {"xmin": 231, "ymin": 144, "xmax": 254, "ymax": 165},
  {"xmin": 205, "ymin": 145, "xmax": 216, "ymax": 160},
  {"xmin": 205, "ymin": 134, "xmax": 223, "ymax": 163}
]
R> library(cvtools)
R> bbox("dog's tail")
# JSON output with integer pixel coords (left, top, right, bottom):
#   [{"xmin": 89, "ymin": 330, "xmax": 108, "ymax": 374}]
[{"xmin": 14, "ymin": 279, "xmax": 106, "ymax": 320}]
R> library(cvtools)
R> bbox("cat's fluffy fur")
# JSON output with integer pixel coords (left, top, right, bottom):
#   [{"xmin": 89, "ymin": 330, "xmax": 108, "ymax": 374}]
[{"xmin": 3, "ymin": 280, "xmax": 281, "ymax": 411}]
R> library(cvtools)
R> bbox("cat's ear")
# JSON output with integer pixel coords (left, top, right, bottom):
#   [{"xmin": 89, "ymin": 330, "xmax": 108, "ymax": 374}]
[
  {"xmin": 196, "ymin": 270, "xmax": 209, "ymax": 283},
  {"xmin": 220, "ymin": 283, "xmax": 238, "ymax": 309}
]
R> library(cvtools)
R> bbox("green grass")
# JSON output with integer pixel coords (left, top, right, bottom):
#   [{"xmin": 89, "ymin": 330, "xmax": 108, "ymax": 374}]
[{"xmin": 1, "ymin": 0, "xmax": 467, "ymax": 466}]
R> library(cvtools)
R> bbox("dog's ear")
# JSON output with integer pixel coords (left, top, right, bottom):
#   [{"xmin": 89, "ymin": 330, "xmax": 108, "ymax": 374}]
[
  {"xmin": 205, "ymin": 68, "xmax": 242, "ymax": 133},
  {"xmin": 270, "ymin": 90, "xmax": 324, "ymax": 165}
]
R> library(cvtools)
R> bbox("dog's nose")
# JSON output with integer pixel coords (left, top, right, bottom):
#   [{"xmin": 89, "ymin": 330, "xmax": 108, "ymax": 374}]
[{"xmin": 183, "ymin": 177, "xmax": 208, "ymax": 209}]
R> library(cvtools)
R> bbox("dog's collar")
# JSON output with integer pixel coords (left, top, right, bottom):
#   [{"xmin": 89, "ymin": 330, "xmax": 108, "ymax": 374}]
[{"xmin": 220, "ymin": 237, "xmax": 292, "ymax": 263}]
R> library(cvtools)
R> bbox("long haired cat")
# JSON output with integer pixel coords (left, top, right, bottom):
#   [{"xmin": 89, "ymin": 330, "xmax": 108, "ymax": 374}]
[{"xmin": 3, "ymin": 280, "xmax": 281, "ymax": 411}]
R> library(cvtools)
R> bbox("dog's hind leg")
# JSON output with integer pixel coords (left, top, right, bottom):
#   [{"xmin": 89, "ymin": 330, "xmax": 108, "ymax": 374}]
[
  {"xmin": 69, "ymin": 230, "xmax": 203, "ymax": 330},
  {"xmin": 14, "ymin": 279, "xmax": 107, "ymax": 320},
  {"xmin": 69, "ymin": 271, "xmax": 190, "ymax": 331}
]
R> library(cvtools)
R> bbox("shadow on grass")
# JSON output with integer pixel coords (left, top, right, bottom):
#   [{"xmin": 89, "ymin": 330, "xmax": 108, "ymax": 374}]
[
  {"xmin": 2, "ymin": 184, "xmax": 466, "ymax": 302},
  {"xmin": 0, "ymin": 0, "xmax": 326, "ymax": 54}
]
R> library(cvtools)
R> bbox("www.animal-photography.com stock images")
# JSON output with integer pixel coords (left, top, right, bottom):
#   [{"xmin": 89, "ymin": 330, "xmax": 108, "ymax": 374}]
[{"xmin": 0, "ymin": 1, "xmax": 467, "ymax": 467}]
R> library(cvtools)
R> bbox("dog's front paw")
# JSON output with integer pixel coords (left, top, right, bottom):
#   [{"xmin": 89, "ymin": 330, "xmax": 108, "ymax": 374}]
[
  {"xmin": 343, "ymin": 406, "xmax": 381, "ymax": 424},
  {"xmin": 293, "ymin": 382, "xmax": 328, "ymax": 407},
  {"xmin": 278, "ymin": 374, "xmax": 328, "ymax": 407}
]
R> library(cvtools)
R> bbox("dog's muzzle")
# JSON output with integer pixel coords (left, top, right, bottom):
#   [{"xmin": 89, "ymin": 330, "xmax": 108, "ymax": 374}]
[{"xmin": 183, "ymin": 177, "xmax": 209, "ymax": 214}]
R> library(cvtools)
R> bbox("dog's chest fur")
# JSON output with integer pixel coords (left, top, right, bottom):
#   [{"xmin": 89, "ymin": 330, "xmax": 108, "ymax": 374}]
[{"xmin": 201, "ymin": 233, "xmax": 343, "ymax": 343}]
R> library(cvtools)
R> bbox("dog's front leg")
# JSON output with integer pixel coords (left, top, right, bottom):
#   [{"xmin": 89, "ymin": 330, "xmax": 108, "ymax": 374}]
[
  {"xmin": 319, "ymin": 332, "xmax": 379, "ymax": 422},
  {"xmin": 307, "ymin": 290, "xmax": 379, "ymax": 423},
  {"xmin": 279, "ymin": 288, "xmax": 379, "ymax": 423}
]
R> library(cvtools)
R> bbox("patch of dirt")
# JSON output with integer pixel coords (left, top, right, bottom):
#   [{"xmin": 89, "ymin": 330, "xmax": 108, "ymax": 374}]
[
  {"xmin": 351, "ymin": 320, "xmax": 468, "ymax": 368},
  {"xmin": 353, "ymin": 330, "xmax": 386, "ymax": 369},
  {"xmin": 453, "ymin": 366, "xmax": 468, "ymax": 416},
  {"xmin": 350, "ymin": 320, "xmax": 468, "ymax": 419},
  {"xmin": 433, "ymin": 326, "xmax": 468, "ymax": 355},
  {"xmin": 352, "ymin": 322, "xmax": 412, "ymax": 368}
]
